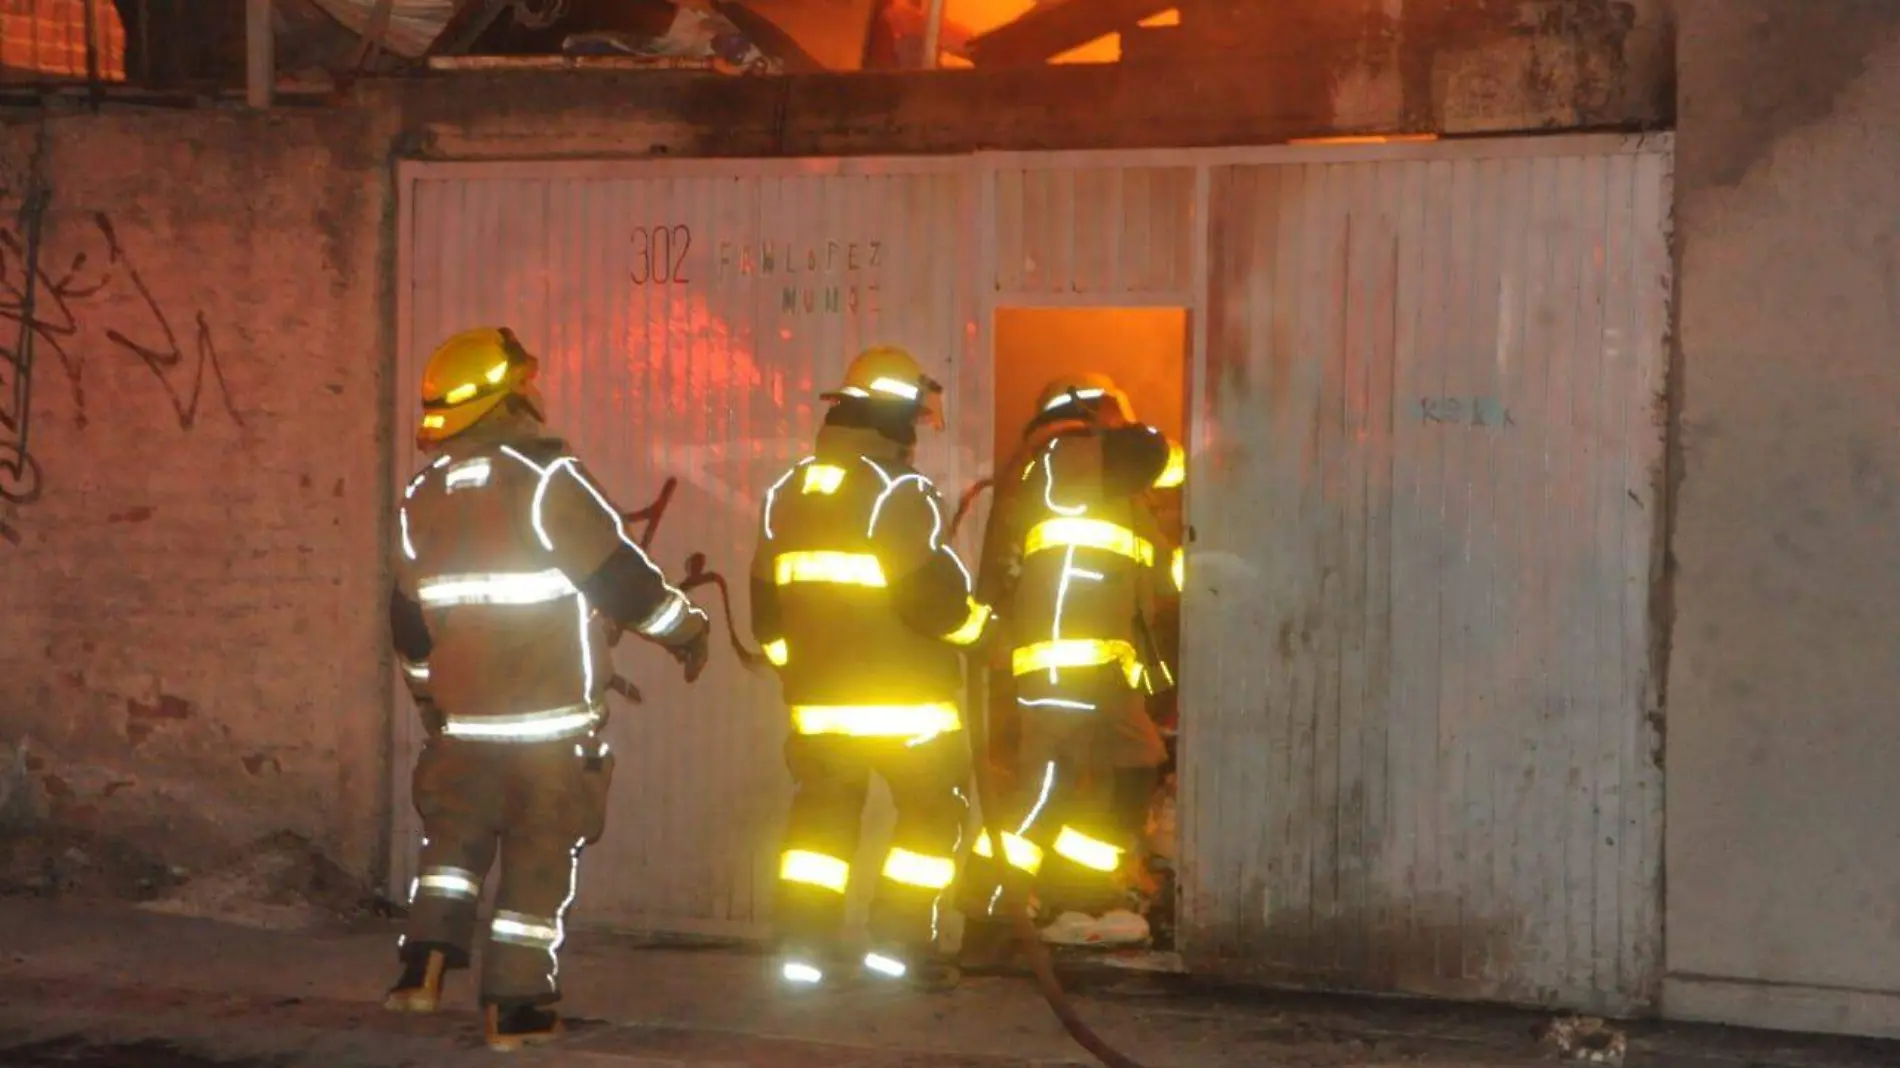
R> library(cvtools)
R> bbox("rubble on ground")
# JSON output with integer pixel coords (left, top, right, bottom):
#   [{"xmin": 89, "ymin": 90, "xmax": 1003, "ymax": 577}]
[
  {"xmin": 1535, "ymin": 1015, "xmax": 1629, "ymax": 1065},
  {"xmin": 137, "ymin": 830, "xmax": 378, "ymax": 933}
]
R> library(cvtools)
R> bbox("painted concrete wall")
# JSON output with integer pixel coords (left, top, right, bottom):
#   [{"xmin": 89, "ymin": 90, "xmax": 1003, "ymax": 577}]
[
  {"xmin": 0, "ymin": 110, "xmax": 389, "ymax": 882},
  {"xmin": 1666, "ymin": 0, "xmax": 1900, "ymax": 1039}
]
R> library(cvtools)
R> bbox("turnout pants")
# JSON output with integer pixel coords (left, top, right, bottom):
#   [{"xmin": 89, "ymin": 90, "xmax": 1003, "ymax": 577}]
[
  {"xmin": 775, "ymin": 731, "xmax": 971, "ymax": 960},
  {"xmin": 961, "ymin": 666, "xmax": 1164, "ymax": 920},
  {"xmin": 400, "ymin": 735, "xmax": 615, "ymax": 1007}
]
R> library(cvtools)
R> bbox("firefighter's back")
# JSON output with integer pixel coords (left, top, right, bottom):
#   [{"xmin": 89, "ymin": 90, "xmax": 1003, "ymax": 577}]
[
  {"xmin": 762, "ymin": 434, "xmax": 963, "ymax": 712},
  {"xmin": 398, "ymin": 436, "xmax": 614, "ymax": 731}
]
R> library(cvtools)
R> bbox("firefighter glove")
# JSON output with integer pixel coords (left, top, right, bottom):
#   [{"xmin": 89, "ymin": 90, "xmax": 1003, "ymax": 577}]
[{"xmin": 671, "ymin": 627, "xmax": 710, "ymax": 683}]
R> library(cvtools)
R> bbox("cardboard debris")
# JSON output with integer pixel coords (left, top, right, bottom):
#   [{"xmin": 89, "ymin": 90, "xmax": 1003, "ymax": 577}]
[
  {"xmin": 1535, "ymin": 1015, "xmax": 1629, "ymax": 1066},
  {"xmin": 563, "ymin": 3, "xmax": 783, "ymax": 73}
]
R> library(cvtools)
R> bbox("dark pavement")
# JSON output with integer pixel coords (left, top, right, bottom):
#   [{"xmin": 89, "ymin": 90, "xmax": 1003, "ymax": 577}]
[{"xmin": 0, "ymin": 899, "xmax": 1895, "ymax": 1068}]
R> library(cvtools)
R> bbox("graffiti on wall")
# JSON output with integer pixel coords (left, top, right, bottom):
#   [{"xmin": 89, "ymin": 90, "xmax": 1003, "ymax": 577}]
[
  {"xmin": 621, "ymin": 475, "xmax": 763, "ymax": 670},
  {"xmin": 0, "ymin": 210, "xmax": 246, "ymax": 545}
]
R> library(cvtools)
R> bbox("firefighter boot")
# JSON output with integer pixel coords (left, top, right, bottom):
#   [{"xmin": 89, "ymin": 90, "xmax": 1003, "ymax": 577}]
[
  {"xmin": 485, "ymin": 1003, "xmax": 565, "ymax": 1052},
  {"xmin": 955, "ymin": 916, "xmax": 1020, "ymax": 973},
  {"xmin": 861, "ymin": 941, "xmax": 960, "ymax": 992},
  {"xmin": 776, "ymin": 942, "xmax": 835, "ymax": 991},
  {"xmin": 906, "ymin": 948, "xmax": 963, "ymax": 993},
  {"xmin": 383, "ymin": 946, "xmax": 448, "ymax": 1014}
]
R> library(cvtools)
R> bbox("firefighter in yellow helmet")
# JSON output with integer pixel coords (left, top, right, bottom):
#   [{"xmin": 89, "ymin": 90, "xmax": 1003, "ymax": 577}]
[
  {"xmin": 749, "ymin": 345, "xmax": 990, "ymax": 992},
  {"xmin": 958, "ymin": 371, "xmax": 1184, "ymax": 949},
  {"xmin": 384, "ymin": 327, "xmax": 710, "ymax": 1051}
]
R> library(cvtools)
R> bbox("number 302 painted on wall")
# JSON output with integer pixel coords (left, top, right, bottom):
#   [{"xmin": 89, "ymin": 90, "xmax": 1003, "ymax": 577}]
[{"xmin": 630, "ymin": 225, "xmax": 692, "ymax": 285}]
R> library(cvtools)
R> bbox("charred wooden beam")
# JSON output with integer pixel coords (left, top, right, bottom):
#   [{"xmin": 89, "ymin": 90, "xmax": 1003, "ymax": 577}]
[
  {"xmin": 964, "ymin": 0, "xmax": 1178, "ymax": 68},
  {"xmin": 425, "ymin": 0, "xmax": 515, "ymax": 57}
]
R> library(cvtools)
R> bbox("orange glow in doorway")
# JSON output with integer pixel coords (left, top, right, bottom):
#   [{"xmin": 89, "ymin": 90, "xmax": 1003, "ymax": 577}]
[{"xmin": 936, "ymin": 0, "xmax": 1157, "ymax": 64}]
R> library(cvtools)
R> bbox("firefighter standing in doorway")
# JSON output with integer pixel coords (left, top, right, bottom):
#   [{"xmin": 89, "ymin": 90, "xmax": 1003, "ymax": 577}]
[
  {"xmin": 384, "ymin": 327, "xmax": 711, "ymax": 1051},
  {"xmin": 960, "ymin": 372, "xmax": 1185, "ymax": 949},
  {"xmin": 750, "ymin": 345, "xmax": 991, "ymax": 993}
]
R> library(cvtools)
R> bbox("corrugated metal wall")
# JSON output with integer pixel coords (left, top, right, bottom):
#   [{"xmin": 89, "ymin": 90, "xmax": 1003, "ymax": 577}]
[
  {"xmin": 393, "ymin": 159, "xmax": 982, "ymax": 938},
  {"xmin": 988, "ymin": 162, "xmax": 1198, "ymax": 299},
  {"xmin": 391, "ymin": 136, "xmax": 1675, "ymax": 1008},
  {"xmin": 1179, "ymin": 136, "xmax": 1672, "ymax": 1011}
]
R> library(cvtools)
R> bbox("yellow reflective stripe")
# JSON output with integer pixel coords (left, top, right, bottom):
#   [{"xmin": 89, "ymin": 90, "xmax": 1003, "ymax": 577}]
[
  {"xmin": 1053, "ymin": 826, "xmax": 1123, "ymax": 872},
  {"xmin": 791, "ymin": 703, "xmax": 962, "ymax": 738},
  {"xmin": 774, "ymin": 551, "xmax": 888, "ymax": 588},
  {"xmin": 944, "ymin": 599, "xmax": 991, "ymax": 647},
  {"xmin": 1170, "ymin": 547, "xmax": 1184, "ymax": 592},
  {"xmin": 1154, "ymin": 441, "xmax": 1186, "ymax": 488},
  {"xmin": 881, "ymin": 847, "xmax": 956, "ymax": 890},
  {"xmin": 972, "ymin": 831, "xmax": 1044, "ymax": 875},
  {"xmin": 444, "ymin": 382, "xmax": 479, "ymax": 405},
  {"xmin": 763, "ymin": 638, "xmax": 789, "ymax": 666},
  {"xmin": 1023, "ymin": 518, "xmax": 1155, "ymax": 566},
  {"xmin": 801, "ymin": 464, "xmax": 846, "ymax": 495},
  {"xmin": 779, "ymin": 849, "xmax": 850, "ymax": 893},
  {"xmin": 1011, "ymin": 639, "xmax": 1144, "ymax": 687}
]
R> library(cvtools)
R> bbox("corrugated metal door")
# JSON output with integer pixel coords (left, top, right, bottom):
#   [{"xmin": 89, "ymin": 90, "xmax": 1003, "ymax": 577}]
[
  {"xmin": 1180, "ymin": 135, "xmax": 1672, "ymax": 1011},
  {"xmin": 392, "ymin": 159, "xmax": 982, "ymax": 938}
]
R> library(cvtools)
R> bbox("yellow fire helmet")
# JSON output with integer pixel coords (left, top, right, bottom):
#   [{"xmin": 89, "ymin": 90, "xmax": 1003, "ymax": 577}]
[
  {"xmin": 1033, "ymin": 371, "xmax": 1136, "ymax": 426},
  {"xmin": 416, "ymin": 326, "xmax": 542, "ymax": 449},
  {"xmin": 822, "ymin": 344, "xmax": 945, "ymax": 430}
]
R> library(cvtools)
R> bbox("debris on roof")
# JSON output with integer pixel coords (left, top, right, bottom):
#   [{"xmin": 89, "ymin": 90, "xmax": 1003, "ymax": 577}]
[{"xmin": 562, "ymin": 4, "xmax": 783, "ymax": 74}]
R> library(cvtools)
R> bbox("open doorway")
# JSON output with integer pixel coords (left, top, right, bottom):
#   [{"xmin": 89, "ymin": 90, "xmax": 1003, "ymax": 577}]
[{"xmin": 985, "ymin": 305, "xmax": 1189, "ymax": 955}]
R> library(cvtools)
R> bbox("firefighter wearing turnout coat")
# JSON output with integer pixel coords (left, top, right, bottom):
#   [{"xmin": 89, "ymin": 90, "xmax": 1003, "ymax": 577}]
[
  {"xmin": 384, "ymin": 327, "xmax": 711, "ymax": 1051},
  {"xmin": 750, "ymin": 346, "xmax": 992, "ymax": 992},
  {"xmin": 960, "ymin": 372, "xmax": 1185, "ymax": 945}
]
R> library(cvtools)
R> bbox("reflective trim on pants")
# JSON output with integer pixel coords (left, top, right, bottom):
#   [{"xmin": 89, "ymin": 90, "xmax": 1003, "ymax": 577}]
[
  {"xmin": 779, "ymin": 849, "xmax": 850, "ymax": 893},
  {"xmin": 1052, "ymin": 826, "xmax": 1123, "ymax": 873},
  {"xmin": 441, "ymin": 702, "xmax": 603, "ymax": 743},
  {"xmin": 972, "ymin": 831, "xmax": 1045, "ymax": 875},
  {"xmin": 489, "ymin": 909, "xmax": 561, "ymax": 949},
  {"xmin": 413, "ymin": 865, "xmax": 482, "ymax": 901},
  {"xmin": 880, "ymin": 847, "xmax": 957, "ymax": 890}
]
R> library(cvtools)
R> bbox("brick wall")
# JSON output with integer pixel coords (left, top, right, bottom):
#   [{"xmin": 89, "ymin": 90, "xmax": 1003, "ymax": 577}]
[{"xmin": 0, "ymin": 108, "xmax": 387, "ymax": 880}]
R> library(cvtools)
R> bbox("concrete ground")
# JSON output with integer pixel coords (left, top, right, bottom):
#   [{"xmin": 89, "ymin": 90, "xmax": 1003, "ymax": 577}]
[{"xmin": 0, "ymin": 899, "xmax": 1895, "ymax": 1068}]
